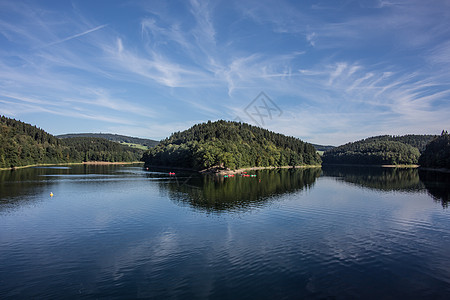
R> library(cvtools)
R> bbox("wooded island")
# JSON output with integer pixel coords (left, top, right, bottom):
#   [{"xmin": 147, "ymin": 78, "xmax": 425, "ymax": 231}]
[{"xmin": 142, "ymin": 120, "xmax": 322, "ymax": 171}]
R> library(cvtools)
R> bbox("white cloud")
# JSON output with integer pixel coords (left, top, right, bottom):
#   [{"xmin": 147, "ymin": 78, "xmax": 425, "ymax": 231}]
[
  {"xmin": 306, "ymin": 32, "xmax": 316, "ymax": 47},
  {"xmin": 40, "ymin": 24, "xmax": 107, "ymax": 48}
]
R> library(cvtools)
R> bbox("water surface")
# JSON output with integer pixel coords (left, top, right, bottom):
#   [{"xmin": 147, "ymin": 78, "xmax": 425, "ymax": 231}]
[{"xmin": 1, "ymin": 165, "xmax": 449, "ymax": 299}]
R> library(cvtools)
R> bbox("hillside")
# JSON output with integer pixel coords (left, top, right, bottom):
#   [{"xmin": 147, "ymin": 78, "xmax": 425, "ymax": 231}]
[
  {"xmin": 57, "ymin": 133, "xmax": 158, "ymax": 148},
  {"xmin": 0, "ymin": 116, "xmax": 143, "ymax": 169},
  {"xmin": 419, "ymin": 131, "xmax": 450, "ymax": 169},
  {"xmin": 362, "ymin": 134, "xmax": 436, "ymax": 153},
  {"xmin": 142, "ymin": 120, "xmax": 321, "ymax": 171},
  {"xmin": 322, "ymin": 134, "xmax": 435, "ymax": 166}
]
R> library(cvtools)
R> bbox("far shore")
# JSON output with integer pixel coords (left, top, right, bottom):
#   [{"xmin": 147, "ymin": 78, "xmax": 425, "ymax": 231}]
[{"xmin": 0, "ymin": 161, "xmax": 143, "ymax": 171}]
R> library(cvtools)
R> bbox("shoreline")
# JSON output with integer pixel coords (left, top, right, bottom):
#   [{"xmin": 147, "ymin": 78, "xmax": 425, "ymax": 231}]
[
  {"xmin": 0, "ymin": 161, "xmax": 143, "ymax": 171},
  {"xmin": 200, "ymin": 165, "xmax": 322, "ymax": 175},
  {"xmin": 322, "ymin": 163, "xmax": 419, "ymax": 168}
]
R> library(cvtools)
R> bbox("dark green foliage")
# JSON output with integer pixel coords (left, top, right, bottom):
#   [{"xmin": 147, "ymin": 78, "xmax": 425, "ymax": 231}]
[
  {"xmin": 322, "ymin": 139, "xmax": 421, "ymax": 165},
  {"xmin": 362, "ymin": 134, "xmax": 435, "ymax": 153},
  {"xmin": 0, "ymin": 116, "xmax": 143, "ymax": 168},
  {"xmin": 418, "ymin": 131, "xmax": 450, "ymax": 169},
  {"xmin": 62, "ymin": 137, "xmax": 143, "ymax": 162},
  {"xmin": 58, "ymin": 133, "xmax": 158, "ymax": 148},
  {"xmin": 142, "ymin": 120, "xmax": 321, "ymax": 170}
]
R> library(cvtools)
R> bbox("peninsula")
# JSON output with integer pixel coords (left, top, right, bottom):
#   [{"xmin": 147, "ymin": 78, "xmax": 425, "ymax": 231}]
[{"xmin": 142, "ymin": 120, "xmax": 322, "ymax": 172}]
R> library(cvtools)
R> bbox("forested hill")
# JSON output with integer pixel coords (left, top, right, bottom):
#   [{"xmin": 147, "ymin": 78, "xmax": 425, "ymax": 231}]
[
  {"xmin": 419, "ymin": 131, "xmax": 450, "ymax": 169},
  {"xmin": 322, "ymin": 134, "xmax": 436, "ymax": 166},
  {"xmin": 0, "ymin": 116, "xmax": 143, "ymax": 169},
  {"xmin": 361, "ymin": 135, "xmax": 435, "ymax": 153},
  {"xmin": 142, "ymin": 120, "xmax": 321, "ymax": 170},
  {"xmin": 57, "ymin": 133, "xmax": 158, "ymax": 148}
]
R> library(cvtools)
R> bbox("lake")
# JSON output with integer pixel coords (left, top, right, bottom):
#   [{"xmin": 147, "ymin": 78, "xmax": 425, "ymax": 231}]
[{"xmin": 1, "ymin": 164, "xmax": 449, "ymax": 299}]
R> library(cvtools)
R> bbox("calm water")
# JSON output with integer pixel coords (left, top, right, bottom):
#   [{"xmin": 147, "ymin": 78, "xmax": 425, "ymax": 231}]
[{"xmin": 1, "ymin": 165, "xmax": 449, "ymax": 299}]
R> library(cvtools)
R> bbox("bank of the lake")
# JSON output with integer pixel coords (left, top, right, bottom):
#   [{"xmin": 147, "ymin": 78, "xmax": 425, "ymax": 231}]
[{"xmin": 200, "ymin": 165, "xmax": 322, "ymax": 175}]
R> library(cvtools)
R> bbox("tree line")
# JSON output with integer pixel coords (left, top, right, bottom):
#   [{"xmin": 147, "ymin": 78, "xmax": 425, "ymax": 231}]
[
  {"xmin": 142, "ymin": 120, "xmax": 322, "ymax": 170},
  {"xmin": 0, "ymin": 116, "xmax": 143, "ymax": 169},
  {"xmin": 57, "ymin": 133, "xmax": 158, "ymax": 148}
]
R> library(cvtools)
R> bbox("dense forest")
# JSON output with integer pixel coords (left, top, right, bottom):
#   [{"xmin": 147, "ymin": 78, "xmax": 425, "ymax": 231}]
[
  {"xmin": 0, "ymin": 116, "xmax": 143, "ymax": 169},
  {"xmin": 360, "ymin": 134, "xmax": 436, "ymax": 152},
  {"xmin": 418, "ymin": 131, "xmax": 450, "ymax": 169},
  {"xmin": 142, "ymin": 120, "xmax": 322, "ymax": 170},
  {"xmin": 58, "ymin": 133, "xmax": 158, "ymax": 148},
  {"xmin": 322, "ymin": 134, "xmax": 436, "ymax": 165}
]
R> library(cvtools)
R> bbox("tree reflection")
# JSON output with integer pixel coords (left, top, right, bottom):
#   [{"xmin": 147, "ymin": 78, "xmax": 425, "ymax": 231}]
[
  {"xmin": 419, "ymin": 170, "xmax": 450, "ymax": 208},
  {"xmin": 0, "ymin": 164, "xmax": 120, "ymax": 211},
  {"xmin": 321, "ymin": 165, "xmax": 424, "ymax": 192},
  {"xmin": 162, "ymin": 168, "xmax": 321, "ymax": 212},
  {"xmin": 322, "ymin": 165, "xmax": 450, "ymax": 208},
  {"xmin": 0, "ymin": 167, "xmax": 68, "ymax": 211}
]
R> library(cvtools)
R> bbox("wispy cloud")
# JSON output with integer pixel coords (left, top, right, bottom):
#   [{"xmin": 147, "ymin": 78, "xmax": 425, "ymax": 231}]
[
  {"xmin": 0, "ymin": 0, "xmax": 448, "ymax": 143},
  {"xmin": 103, "ymin": 37, "xmax": 214, "ymax": 88},
  {"xmin": 189, "ymin": 0, "xmax": 217, "ymax": 53},
  {"xmin": 40, "ymin": 24, "xmax": 107, "ymax": 48}
]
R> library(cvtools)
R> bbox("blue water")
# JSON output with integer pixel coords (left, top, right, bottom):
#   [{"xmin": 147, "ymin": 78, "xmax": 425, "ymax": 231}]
[{"xmin": 0, "ymin": 165, "xmax": 449, "ymax": 299}]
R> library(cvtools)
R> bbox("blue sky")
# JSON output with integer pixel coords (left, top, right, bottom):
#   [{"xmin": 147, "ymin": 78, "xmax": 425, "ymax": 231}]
[{"xmin": 1, "ymin": 0, "xmax": 449, "ymax": 145}]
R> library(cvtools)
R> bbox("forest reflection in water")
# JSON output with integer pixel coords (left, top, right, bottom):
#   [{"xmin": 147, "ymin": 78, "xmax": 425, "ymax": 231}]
[
  {"xmin": 161, "ymin": 166, "xmax": 450, "ymax": 212},
  {"xmin": 419, "ymin": 169, "xmax": 450, "ymax": 208},
  {"xmin": 160, "ymin": 168, "xmax": 321, "ymax": 212},
  {"xmin": 321, "ymin": 165, "xmax": 424, "ymax": 191},
  {"xmin": 322, "ymin": 165, "xmax": 450, "ymax": 208},
  {"xmin": 1, "ymin": 165, "xmax": 449, "ymax": 212},
  {"xmin": 0, "ymin": 164, "xmax": 138, "ymax": 212}
]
